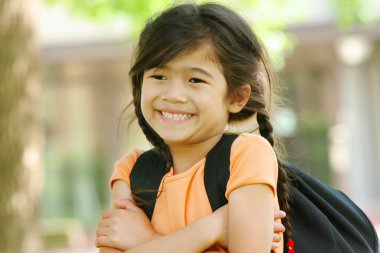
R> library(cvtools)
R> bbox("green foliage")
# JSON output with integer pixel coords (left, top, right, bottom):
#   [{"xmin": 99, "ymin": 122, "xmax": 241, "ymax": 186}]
[
  {"xmin": 44, "ymin": 0, "xmax": 174, "ymax": 34},
  {"xmin": 330, "ymin": 0, "xmax": 379, "ymax": 28},
  {"xmin": 44, "ymin": 0, "xmax": 308, "ymax": 69},
  {"xmin": 43, "ymin": 0, "xmax": 379, "ymax": 68}
]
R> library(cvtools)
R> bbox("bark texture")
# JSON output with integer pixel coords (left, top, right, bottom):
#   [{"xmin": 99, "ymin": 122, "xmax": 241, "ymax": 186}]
[{"xmin": 0, "ymin": 0, "xmax": 42, "ymax": 252}]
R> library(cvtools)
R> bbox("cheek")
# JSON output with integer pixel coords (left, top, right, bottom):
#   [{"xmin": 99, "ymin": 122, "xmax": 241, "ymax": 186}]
[
  {"xmin": 140, "ymin": 91, "xmax": 148, "ymax": 116},
  {"xmin": 140, "ymin": 83, "xmax": 155, "ymax": 117}
]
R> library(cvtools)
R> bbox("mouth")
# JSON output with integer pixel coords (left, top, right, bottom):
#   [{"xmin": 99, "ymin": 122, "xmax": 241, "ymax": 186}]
[{"xmin": 160, "ymin": 111, "xmax": 193, "ymax": 121}]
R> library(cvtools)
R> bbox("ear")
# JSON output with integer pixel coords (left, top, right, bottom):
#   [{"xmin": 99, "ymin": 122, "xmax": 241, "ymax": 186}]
[{"xmin": 228, "ymin": 84, "xmax": 251, "ymax": 113}]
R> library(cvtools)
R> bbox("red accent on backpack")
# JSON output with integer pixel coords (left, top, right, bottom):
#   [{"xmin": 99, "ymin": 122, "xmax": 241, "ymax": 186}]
[{"xmin": 287, "ymin": 239, "xmax": 295, "ymax": 253}]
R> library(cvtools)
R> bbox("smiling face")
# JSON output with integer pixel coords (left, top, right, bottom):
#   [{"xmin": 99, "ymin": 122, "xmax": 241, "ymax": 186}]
[{"xmin": 140, "ymin": 44, "xmax": 234, "ymax": 147}]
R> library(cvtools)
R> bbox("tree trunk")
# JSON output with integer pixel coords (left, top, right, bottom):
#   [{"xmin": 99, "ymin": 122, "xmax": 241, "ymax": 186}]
[{"xmin": 0, "ymin": 0, "xmax": 42, "ymax": 252}]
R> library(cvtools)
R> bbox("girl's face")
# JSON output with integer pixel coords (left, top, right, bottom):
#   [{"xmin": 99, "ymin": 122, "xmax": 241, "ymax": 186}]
[{"xmin": 141, "ymin": 44, "xmax": 236, "ymax": 147}]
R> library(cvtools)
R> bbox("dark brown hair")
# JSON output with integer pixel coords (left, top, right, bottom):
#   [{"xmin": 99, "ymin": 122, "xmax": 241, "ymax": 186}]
[{"xmin": 128, "ymin": 2, "xmax": 292, "ymax": 243}]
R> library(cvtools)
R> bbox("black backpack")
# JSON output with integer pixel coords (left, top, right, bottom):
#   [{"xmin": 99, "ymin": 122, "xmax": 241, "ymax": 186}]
[{"xmin": 130, "ymin": 134, "xmax": 379, "ymax": 253}]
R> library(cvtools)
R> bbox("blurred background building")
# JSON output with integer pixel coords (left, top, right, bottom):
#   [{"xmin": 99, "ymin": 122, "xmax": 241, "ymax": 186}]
[{"xmin": 18, "ymin": 0, "xmax": 380, "ymax": 251}]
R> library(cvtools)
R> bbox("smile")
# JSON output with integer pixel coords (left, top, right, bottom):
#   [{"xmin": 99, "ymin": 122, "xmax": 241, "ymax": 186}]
[{"xmin": 161, "ymin": 111, "xmax": 192, "ymax": 121}]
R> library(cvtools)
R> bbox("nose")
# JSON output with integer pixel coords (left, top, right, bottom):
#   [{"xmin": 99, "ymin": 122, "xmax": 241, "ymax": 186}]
[{"xmin": 160, "ymin": 78, "xmax": 187, "ymax": 103}]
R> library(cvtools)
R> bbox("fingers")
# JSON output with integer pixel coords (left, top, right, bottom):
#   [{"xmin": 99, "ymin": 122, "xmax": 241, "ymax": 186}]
[
  {"xmin": 102, "ymin": 208, "xmax": 115, "ymax": 218},
  {"xmin": 271, "ymin": 232, "xmax": 282, "ymax": 250},
  {"xmin": 99, "ymin": 210, "xmax": 125, "ymax": 228},
  {"xmin": 98, "ymin": 217, "xmax": 113, "ymax": 228},
  {"xmin": 95, "ymin": 235, "xmax": 116, "ymax": 248},
  {"xmin": 273, "ymin": 232, "xmax": 281, "ymax": 242},
  {"xmin": 95, "ymin": 216, "xmax": 121, "ymax": 249},
  {"xmin": 96, "ymin": 227, "xmax": 114, "ymax": 237},
  {"xmin": 273, "ymin": 210, "xmax": 286, "ymax": 234},
  {"xmin": 274, "ymin": 210, "xmax": 286, "ymax": 220},
  {"xmin": 271, "ymin": 218, "xmax": 284, "ymax": 251},
  {"xmin": 271, "ymin": 242, "xmax": 280, "ymax": 250},
  {"xmin": 274, "ymin": 222, "xmax": 286, "ymax": 233},
  {"xmin": 95, "ymin": 226, "xmax": 122, "ymax": 249}
]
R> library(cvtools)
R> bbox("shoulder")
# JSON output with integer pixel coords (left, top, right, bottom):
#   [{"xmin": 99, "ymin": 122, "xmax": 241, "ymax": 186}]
[
  {"xmin": 110, "ymin": 148, "xmax": 145, "ymax": 189},
  {"xmin": 234, "ymin": 132, "xmax": 273, "ymax": 145},
  {"xmin": 231, "ymin": 133, "xmax": 276, "ymax": 160},
  {"xmin": 115, "ymin": 148, "xmax": 166, "ymax": 177},
  {"xmin": 226, "ymin": 133, "xmax": 278, "ymax": 199},
  {"xmin": 115, "ymin": 148, "xmax": 145, "ymax": 171}
]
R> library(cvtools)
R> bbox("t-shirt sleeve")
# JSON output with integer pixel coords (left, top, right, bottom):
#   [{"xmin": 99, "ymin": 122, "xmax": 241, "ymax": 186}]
[
  {"xmin": 109, "ymin": 149, "xmax": 142, "ymax": 189},
  {"xmin": 225, "ymin": 133, "xmax": 278, "ymax": 199}
]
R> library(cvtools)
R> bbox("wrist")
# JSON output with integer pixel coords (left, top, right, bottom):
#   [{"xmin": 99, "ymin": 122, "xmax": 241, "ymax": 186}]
[
  {"xmin": 197, "ymin": 214, "xmax": 220, "ymax": 246},
  {"xmin": 178, "ymin": 215, "xmax": 218, "ymax": 252},
  {"xmin": 136, "ymin": 229, "xmax": 161, "ymax": 246}
]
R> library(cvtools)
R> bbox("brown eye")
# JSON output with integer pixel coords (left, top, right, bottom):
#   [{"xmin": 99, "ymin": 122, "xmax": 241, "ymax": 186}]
[
  {"xmin": 151, "ymin": 75, "xmax": 167, "ymax": 80},
  {"xmin": 189, "ymin": 78, "xmax": 205, "ymax": 83}
]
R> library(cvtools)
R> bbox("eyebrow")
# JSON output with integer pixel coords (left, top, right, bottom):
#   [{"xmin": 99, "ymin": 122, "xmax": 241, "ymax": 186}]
[
  {"xmin": 154, "ymin": 66, "xmax": 215, "ymax": 79},
  {"xmin": 190, "ymin": 67, "xmax": 214, "ymax": 79}
]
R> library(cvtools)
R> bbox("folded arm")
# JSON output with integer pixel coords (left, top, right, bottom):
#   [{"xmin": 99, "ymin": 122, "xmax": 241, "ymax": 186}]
[
  {"xmin": 99, "ymin": 180, "xmax": 133, "ymax": 253},
  {"xmin": 98, "ymin": 180, "xmax": 281, "ymax": 253},
  {"xmin": 98, "ymin": 205, "xmax": 221, "ymax": 253},
  {"xmin": 124, "ymin": 214, "xmax": 220, "ymax": 253},
  {"xmin": 228, "ymin": 184, "xmax": 274, "ymax": 253},
  {"xmin": 98, "ymin": 180, "xmax": 221, "ymax": 253}
]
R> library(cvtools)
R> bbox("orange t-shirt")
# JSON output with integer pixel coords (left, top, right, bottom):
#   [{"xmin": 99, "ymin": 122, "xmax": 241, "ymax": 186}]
[{"xmin": 110, "ymin": 133, "xmax": 283, "ymax": 253}]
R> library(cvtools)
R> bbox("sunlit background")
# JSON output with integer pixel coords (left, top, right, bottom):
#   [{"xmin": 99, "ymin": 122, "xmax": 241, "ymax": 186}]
[{"xmin": 1, "ymin": 0, "xmax": 380, "ymax": 252}]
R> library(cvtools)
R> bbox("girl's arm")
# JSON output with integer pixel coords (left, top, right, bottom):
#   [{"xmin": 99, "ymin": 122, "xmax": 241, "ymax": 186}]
[
  {"xmin": 99, "ymin": 180, "xmax": 281, "ymax": 253},
  {"xmin": 123, "ymin": 213, "xmax": 222, "ymax": 253},
  {"xmin": 99, "ymin": 248, "xmax": 123, "ymax": 253},
  {"xmin": 98, "ymin": 180, "xmax": 224, "ymax": 253},
  {"xmin": 99, "ymin": 180, "xmax": 134, "ymax": 253},
  {"xmin": 97, "ymin": 200, "xmax": 227, "ymax": 253},
  {"xmin": 110, "ymin": 180, "xmax": 134, "ymax": 206},
  {"xmin": 228, "ymin": 184, "xmax": 274, "ymax": 253}
]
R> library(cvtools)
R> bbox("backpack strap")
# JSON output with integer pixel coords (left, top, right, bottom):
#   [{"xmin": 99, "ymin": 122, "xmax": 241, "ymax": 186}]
[
  {"xmin": 204, "ymin": 134, "xmax": 238, "ymax": 211},
  {"xmin": 130, "ymin": 149, "xmax": 167, "ymax": 220},
  {"xmin": 130, "ymin": 134, "xmax": 239, "ymax": 219},
  {"xmin": 204, "ymin": 134, "xmax": 276, "ymax": 253}
]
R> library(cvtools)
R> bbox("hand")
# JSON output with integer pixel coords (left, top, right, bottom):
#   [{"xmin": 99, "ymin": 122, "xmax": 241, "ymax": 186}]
[
  {"xmin": 272, "ymin": 210, "xmax": 286, "ymax": 250},
  {"xmin": 95, "ymin": 199, "xmax": 158, "ymax": 251}
]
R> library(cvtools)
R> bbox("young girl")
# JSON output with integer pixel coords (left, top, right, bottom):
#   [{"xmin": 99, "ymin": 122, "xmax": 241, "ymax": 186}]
[{"xmin": 96, "ymin": 2, "xmax": 291, "ymax": 253}]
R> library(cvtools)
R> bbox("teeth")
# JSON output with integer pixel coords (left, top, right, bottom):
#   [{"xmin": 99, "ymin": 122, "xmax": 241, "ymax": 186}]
[{"xmin": 162, "ymin": 111, "xmax": 191, "ymax": 121}]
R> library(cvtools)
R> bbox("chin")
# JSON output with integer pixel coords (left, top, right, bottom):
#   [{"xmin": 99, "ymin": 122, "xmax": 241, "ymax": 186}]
[{"xmin": 159, "ymin": 134, "xmax": 191, "ymax": 145}]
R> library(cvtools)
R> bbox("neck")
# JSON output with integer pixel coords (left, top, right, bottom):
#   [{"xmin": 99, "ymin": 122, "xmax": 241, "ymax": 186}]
[{"xmin": 168, "ymin": 134, "xmax": 224, "ymax": 174}]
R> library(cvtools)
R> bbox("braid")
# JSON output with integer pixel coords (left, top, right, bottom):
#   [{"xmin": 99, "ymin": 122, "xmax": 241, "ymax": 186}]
[
  {"xmin": 256, "ymin": 112, "xmax": 274, "ymax": 146},
  {"xmin": 132, "ymin": 82, "xmax": 173, "ymax": 171},
  {"xmin": 257, "ymin": 111, "xmax": 293, "ymax": 245}
]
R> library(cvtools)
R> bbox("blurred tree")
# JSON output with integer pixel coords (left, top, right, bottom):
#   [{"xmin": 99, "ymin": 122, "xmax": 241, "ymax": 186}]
[
  {"xmin": 0, "ymin": 0, "xmax": 42, "ymax": 252},
  {"xmin": 44, "ymin": 0, "xmax": 379, "ymax": 68},
  {"xmin": 44, "ymin": 0, "xmax": 309, "ymax": 69},
  {"xmin": 0, "ymin": 0, "xmax": 378, "ymax": 252},
  {"xmin": 331, "ymin": 0, "xmax": 379, "ymax": 27}
]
